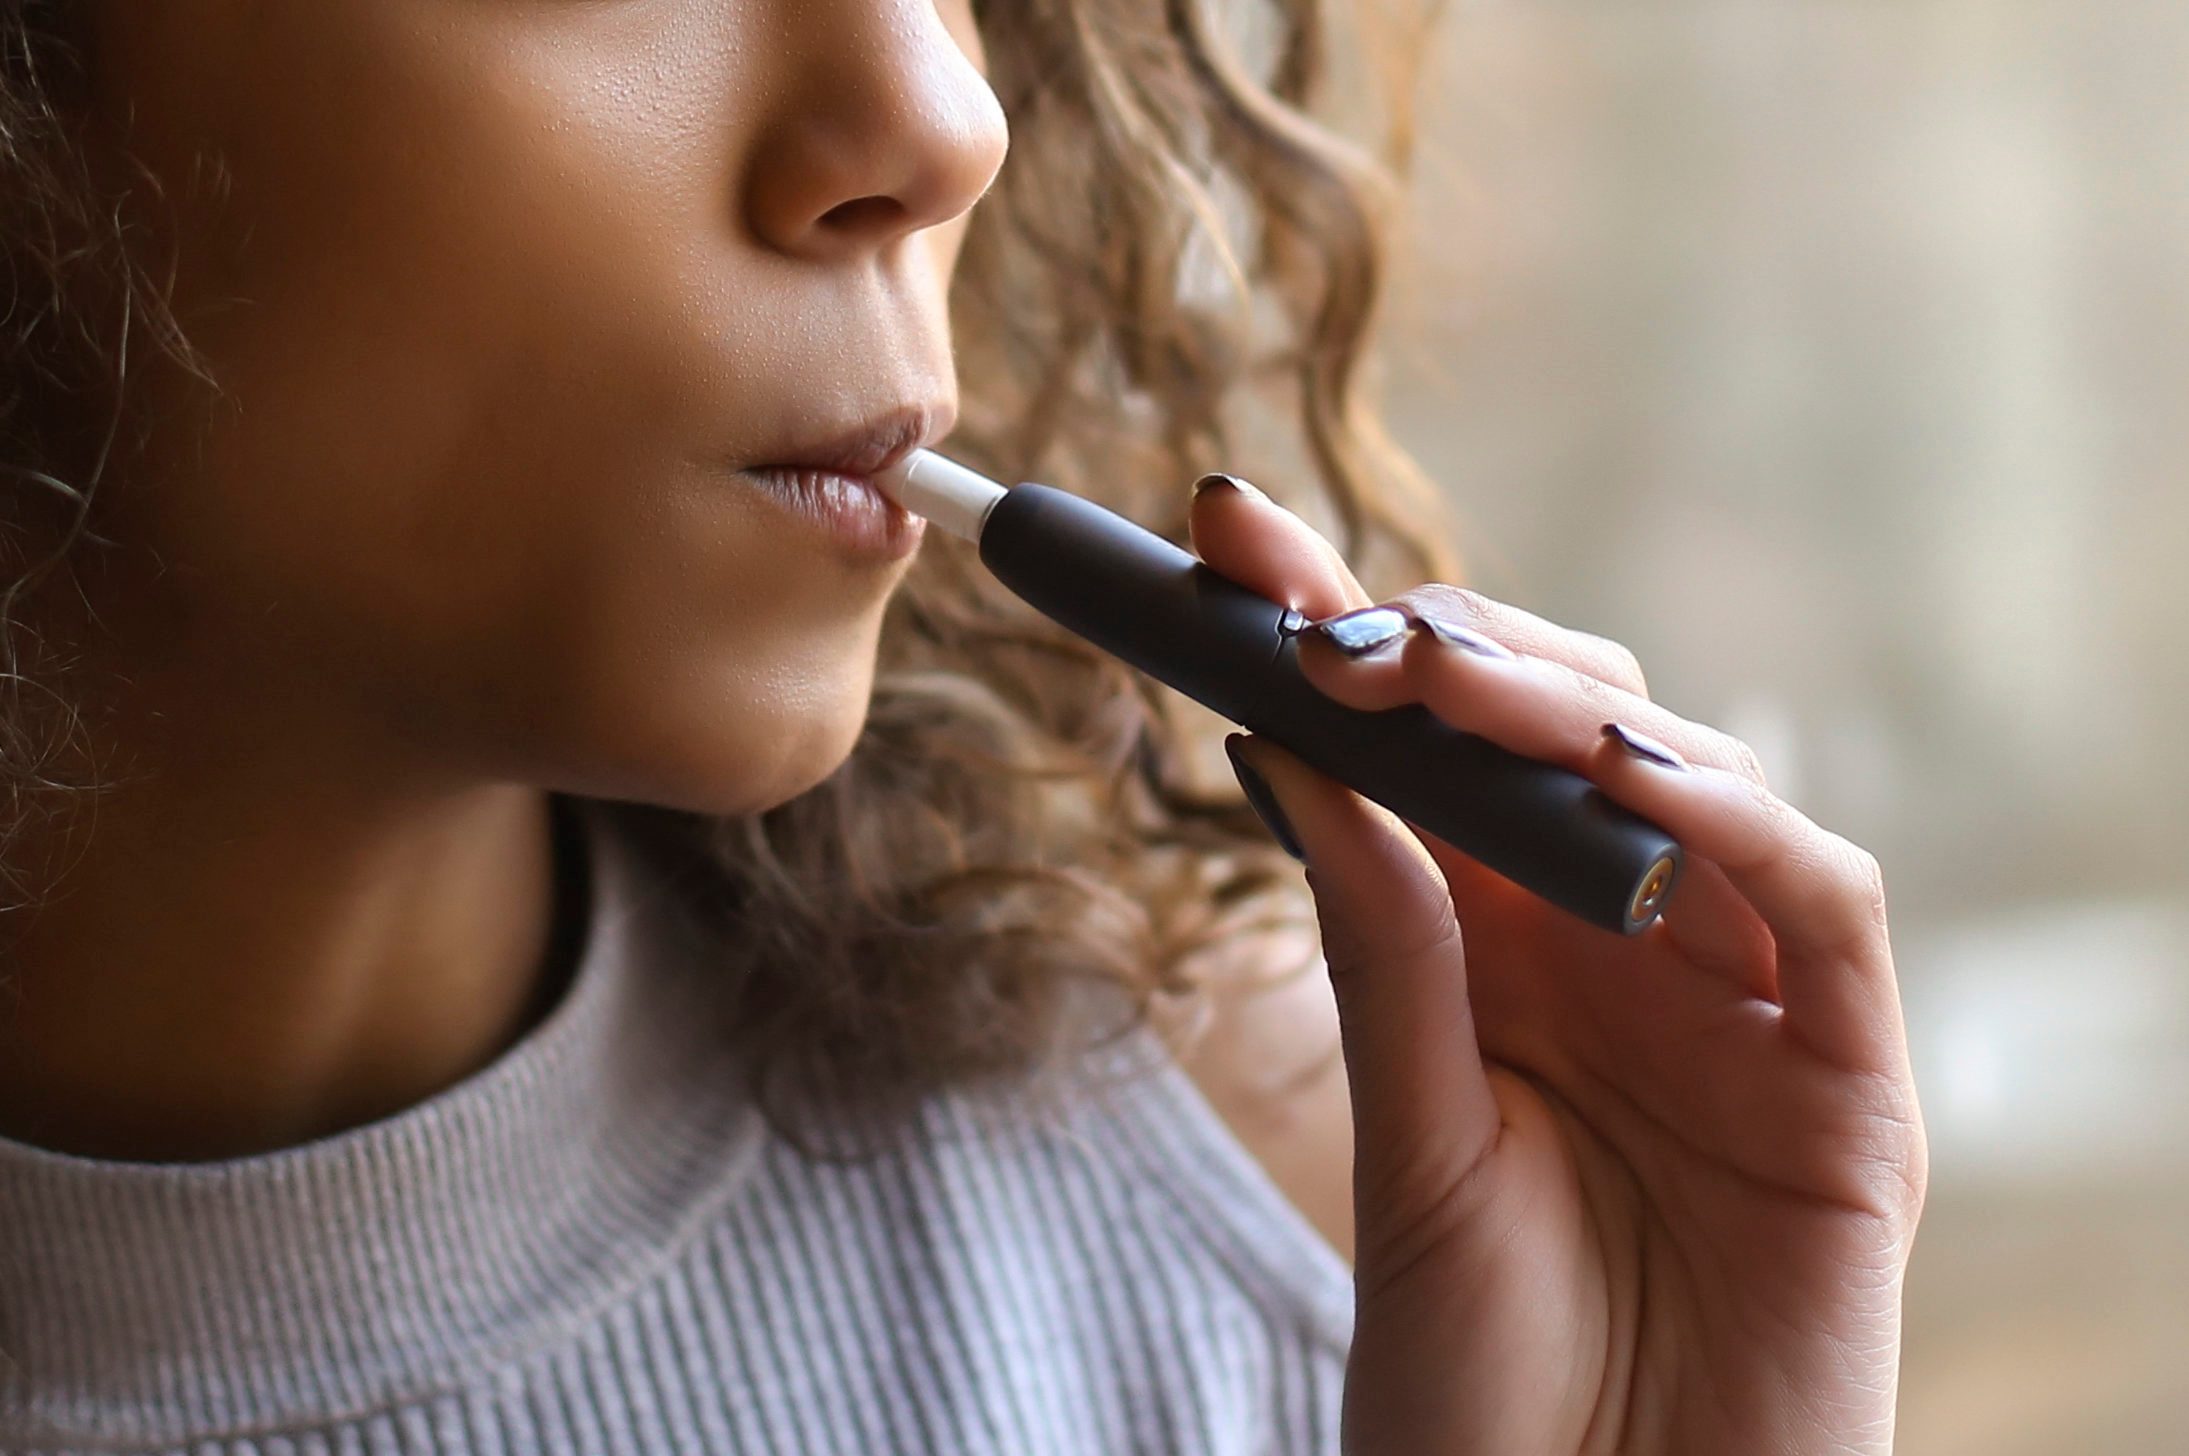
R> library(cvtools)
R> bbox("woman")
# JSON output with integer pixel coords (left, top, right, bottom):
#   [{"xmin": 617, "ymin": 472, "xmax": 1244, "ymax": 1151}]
[{"xmin": 0, "ymin": 1, "xmax": 1924, "ymax": 1451}]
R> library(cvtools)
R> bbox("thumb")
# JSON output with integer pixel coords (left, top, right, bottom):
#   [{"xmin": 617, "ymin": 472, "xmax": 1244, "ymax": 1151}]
[{"xmin": 1225, "ymin": 732, "xmax": 1505, "ymax": 1218}]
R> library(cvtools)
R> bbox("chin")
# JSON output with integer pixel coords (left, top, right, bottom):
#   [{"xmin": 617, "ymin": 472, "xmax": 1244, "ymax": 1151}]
[
  {"xmin": 553, "ymin": 671, "xmax": 877, "ymax": 821},
  {"xmin": 738, "ymin": 706, "xmax": 870, "ymax": 812}
]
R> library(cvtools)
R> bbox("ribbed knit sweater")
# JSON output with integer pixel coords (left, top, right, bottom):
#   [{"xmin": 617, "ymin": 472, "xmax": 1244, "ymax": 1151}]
[{"xmin": 0, "ymin": 797, "xmax": 1355, "ymax": 1454}]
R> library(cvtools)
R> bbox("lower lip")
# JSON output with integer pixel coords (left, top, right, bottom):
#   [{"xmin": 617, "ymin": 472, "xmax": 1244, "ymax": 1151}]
[{"xmin": 738, "ymin": 465, "xmax": 926, "ymax": 562}]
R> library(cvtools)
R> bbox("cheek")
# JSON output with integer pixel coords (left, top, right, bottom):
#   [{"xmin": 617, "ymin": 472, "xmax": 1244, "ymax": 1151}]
[
  {"xmin": 95, "ymin": 3, "xmax": 899, "ymax": 804},
  {"xmin": 134, "ymin": 6, "xmax": 735, "ymax": 602}
]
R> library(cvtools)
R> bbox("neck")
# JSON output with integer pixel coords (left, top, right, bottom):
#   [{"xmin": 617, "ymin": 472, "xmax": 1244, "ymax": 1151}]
[{"xmin": 0, "ymin": 756, "xmax": 581, "ymax": 1162}]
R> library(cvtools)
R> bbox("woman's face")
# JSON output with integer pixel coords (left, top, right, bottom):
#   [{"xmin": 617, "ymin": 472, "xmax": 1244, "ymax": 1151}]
[{"xmin": 71, "ymin": 0, "xmax": 1007, "ymax": 814}]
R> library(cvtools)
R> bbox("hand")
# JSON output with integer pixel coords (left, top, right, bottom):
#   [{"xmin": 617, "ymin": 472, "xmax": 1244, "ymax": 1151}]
[{"xmin": 1187, "ymin": 473, "xmax": 1928, "ymax": 1456}]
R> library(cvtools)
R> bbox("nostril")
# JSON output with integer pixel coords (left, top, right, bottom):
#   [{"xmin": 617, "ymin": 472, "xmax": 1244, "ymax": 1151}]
[{"xmin": 819, "ymin": 195, "xmax": 906, "ymax": 232}]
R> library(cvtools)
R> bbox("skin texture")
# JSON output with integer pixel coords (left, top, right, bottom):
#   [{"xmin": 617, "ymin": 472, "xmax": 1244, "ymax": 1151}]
[{"xmin": 0, "ymin": 0, "xmax": 1005, "ymax": 1159}]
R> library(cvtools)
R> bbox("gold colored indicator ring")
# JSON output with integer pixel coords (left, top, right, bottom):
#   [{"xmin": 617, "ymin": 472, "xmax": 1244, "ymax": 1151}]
[{"xmin": 1628, "ymin": 854, "xmax": 1678, "ymax": 927}]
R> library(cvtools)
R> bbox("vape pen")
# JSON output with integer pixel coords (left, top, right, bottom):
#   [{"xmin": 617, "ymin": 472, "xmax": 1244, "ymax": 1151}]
[{"xmin": 873, "ymin": 449, "xmax": 1683, "ymax": 935}]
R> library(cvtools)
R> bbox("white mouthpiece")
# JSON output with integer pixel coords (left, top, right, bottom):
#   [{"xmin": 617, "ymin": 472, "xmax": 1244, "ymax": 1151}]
[{"xmin": 871, "ymin": 448, "xmax": 1008, "ymax": 542}]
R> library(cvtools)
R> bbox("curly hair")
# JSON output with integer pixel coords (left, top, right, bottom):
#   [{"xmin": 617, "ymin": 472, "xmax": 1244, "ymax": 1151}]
[{"xmin": 0, "ymin": 0, "xmax": 1465, "ymax": 1153}]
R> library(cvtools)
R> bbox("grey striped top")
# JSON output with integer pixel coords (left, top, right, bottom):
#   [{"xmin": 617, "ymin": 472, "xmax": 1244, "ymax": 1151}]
[{"xmin": 0, "ymin": 798, "xmax": 1355, "ymax": 1454}]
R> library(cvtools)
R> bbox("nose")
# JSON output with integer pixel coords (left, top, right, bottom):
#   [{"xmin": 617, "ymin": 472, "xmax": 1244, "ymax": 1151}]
[{"xmin": 744, "ymin": 4, "xmax": 1010, "ymax": 263}]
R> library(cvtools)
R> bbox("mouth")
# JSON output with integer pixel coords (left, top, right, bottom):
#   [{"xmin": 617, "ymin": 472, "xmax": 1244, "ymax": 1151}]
[
  {"xmin": 731, "ymin": 398, "xmax": 954, "ymax": 560},
  {"xmin": 741, "ymin": 401, "xmax": 952, "ymax": 484},
  {"xmin": 735, "ymin": 402, "xmax": 951, "ymax": 562},
  {"xmin": 738, "ymin": 463, "xmax": 928, "ymax": 563}
]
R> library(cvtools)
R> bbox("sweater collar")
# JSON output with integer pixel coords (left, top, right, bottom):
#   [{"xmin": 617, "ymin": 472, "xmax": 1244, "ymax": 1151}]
[{"xmin": 0, "ymin": 797, "xmax": 765, "ymax": 1447}]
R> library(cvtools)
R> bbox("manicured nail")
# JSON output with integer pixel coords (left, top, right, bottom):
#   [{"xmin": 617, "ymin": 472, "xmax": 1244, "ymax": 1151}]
[
  {"xmin": 1192, "ymin": 471, "xmax": 1264, "ymax": 501},
  {"xmin": 1602, "ymin": 721, "xmax": 1689, "ymax": 770},
  {"xmin": 1415, "ymin": 614, "xmax": 1518, "ymax": 661},
  {"xmin": 1225, "ymin": 734, "xmax": 1308, "ymax": 864},
  {"xmin": 1309, "ymin": 606, "xmax": 1411, "ymax": 658}
]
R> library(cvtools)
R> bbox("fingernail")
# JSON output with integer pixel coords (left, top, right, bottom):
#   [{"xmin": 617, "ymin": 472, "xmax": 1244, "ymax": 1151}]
[
  {"xmin": 1225, "ymin": 734, "xmax": 1308, "ymax": 864},
  {"xmin": 1602, "ymin": 721, "xmax": 1689, "ymax": 770},
  {"xmin": 1192, "ymin": 471, "xmax": 1264, "ymax": 501},
  {"xmin": 1309, "ymin": 606, "xmax": 1411, "ymax": 658},
  {"xmin": 1416, "ymin": 614, "xmax": 1518, "ymax": 661}
]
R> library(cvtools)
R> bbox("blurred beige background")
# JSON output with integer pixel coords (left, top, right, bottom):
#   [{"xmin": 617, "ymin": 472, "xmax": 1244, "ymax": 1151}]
[{"xmin": 1364, "ymin": 0, "xmax": 2188, "ymax": 1450}]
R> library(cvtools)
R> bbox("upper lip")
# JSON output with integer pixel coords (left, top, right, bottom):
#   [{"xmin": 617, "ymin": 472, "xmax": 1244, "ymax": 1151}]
[{"xmin": 747, "ymin": 402, "xmax": 953, "ymax": 480}]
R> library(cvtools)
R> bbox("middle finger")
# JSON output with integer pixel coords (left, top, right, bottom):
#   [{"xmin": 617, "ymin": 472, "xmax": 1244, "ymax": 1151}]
[
  {"xmin": 1298, "ymin": 603, "xmax": 1778, "ymax": 984},
  {"xmin": 1295, "ymin": 601, "xmax": 1764, "ymax": 784},
  {"xmin": 1395, "ymin": 585, "xmax": 1653, "ymax": 702}
]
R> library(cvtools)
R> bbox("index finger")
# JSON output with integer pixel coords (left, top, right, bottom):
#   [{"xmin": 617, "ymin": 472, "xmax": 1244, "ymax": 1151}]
[{"xmin": 1187, "ymin": 473, "xmax": 1377, "ymax": 622}]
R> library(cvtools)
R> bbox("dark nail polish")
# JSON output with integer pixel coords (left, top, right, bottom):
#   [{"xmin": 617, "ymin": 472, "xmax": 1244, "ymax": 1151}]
[
  {"xmin": 1225, "ymin": 734, "xmax": 1308, "ymax": 864},
  {"xmin": 1602, "ymin": 721, "xmax": 1689, "ymax": 770},
  {"xmin": 1192, "ymin": 471, "xmax": 1263, "ymax": 500},
  {"xmin": 1309, "ymin": 606, "xmax": 1411, "ymax": 657},
  {"xmin": 1416, "ymin": 614, "xmax": 1518, "ymax": 660}
]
